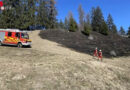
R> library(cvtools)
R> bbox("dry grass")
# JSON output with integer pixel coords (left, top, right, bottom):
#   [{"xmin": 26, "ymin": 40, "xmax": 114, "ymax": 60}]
[{"xmin": 0, "ymin": 30, "xmax": 129, "ymax": 90}]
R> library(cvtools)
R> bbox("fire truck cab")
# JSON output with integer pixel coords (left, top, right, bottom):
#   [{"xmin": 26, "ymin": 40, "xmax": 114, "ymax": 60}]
[{"xmin": 0, "ymin": 29, "xmax": 32, "ymax": 48}]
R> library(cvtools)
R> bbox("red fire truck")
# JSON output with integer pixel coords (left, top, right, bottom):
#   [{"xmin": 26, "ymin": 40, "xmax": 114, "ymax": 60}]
[{"xmin": 0, "ymin": 29, "xmax": 32, "ymax": 48}]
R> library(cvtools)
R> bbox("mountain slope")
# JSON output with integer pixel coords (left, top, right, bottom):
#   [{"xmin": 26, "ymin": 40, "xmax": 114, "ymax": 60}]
[
  {"xmin": 39, "ymin": 30, "xmax": 130, "ymax": 57},
  {"xmin": 0, "ymin": 30, "xmax": 129, "ymax": 90}
]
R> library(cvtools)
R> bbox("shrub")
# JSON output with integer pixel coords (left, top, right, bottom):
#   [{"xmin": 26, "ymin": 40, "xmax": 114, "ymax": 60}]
[
  {"xmin": 100, "ymin": 21, "xmax": 109, "ymax": 35},
  {"xmin": 83, "ymin": 24, "xmax": 92, "ymax": 35},
  {"xmin": 69, "ymin": 18, "xmax": 78, "ymax": 32}
]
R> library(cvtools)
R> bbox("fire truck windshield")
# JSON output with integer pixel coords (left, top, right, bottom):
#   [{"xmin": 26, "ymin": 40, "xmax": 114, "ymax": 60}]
[{"xmin": 21, "ymin": 33, "xmax": 29, "ymax": 39}]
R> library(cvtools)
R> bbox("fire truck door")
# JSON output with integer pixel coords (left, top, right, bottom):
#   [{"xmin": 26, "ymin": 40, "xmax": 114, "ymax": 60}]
[{"xmin": 4, "ymin": 32, "xmax": 13, "ymax": 44}]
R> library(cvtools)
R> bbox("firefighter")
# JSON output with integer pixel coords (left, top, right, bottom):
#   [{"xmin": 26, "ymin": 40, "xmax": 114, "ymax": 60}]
[
  {"xmin": 93, "ymin": 47, "xmax": 98, "ymax": 56},
  {"xmin": 98, "ymin": 50, "xmax": 103, "ymax": 61},
  {"xmin": 93, "ymin": 47, "xmax": 98, "ymax": 58}
]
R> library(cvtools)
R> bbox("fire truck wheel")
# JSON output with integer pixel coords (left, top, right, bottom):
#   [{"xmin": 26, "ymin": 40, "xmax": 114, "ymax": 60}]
[
  {"xmin": 28, "ymin": 45, "xmax": 32, "ymax": 48},
  {"xmin": 17, "ymin": 43, "xmax": 22, "ymax": 48}
]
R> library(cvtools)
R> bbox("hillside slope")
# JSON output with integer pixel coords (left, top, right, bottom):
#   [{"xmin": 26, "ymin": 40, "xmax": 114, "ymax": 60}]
[
  {"xmin": 39, "ymin": 30, "xmax": 130, "ymax": 57},
  {"xmin": 0, "ymin": 30, "xmax": 129, "ymax": 90}
]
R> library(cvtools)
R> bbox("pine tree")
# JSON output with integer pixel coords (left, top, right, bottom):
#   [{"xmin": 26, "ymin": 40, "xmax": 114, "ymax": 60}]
[
  {"xmin": 119, "ymin": 26, "xmax": 125, "ymax": 35},
  {"xmin": 107, "ymin": 14, "xmax": 113, "ymax": 31},
  {"xmin": 91, "ymin": 6, "xmax": 104, "ymax": 32},
  {"xmin": 111, "ymin": 24, "xmax": 117, "ymax": 34},
  {"xmin": 58, "ymin": 19, "xmax": 64, "ymax": 29},
  {"xmin": 0, "ymin": 0, "xmax": 58, "ymax": 30},
  {"xmin": 100, "ymin": 21, "xmax": 109, "ymax": 35},
  {"xmin": 83, "ymin": 14, "xmax": 92, "ymax": 35},
  {"xmin": 19, "ymin": 0, "xmax": 36, "ymax": 30},
  {"xmin": 27, "ymin": 0, "xmax": 36, "ymax": 28},
  {"xmin": 0, "ymin": 0, "xmax": 36, "ymax": 30},
  {"xmin": 48, "ymin": 0, "xmax": 57, "ymax": 29},
  {"xmin": 36, "ymin": 0, "xmax": 49, "ymax": 29},
  {"xmin": 14, "ymin": 0, "xmax": 24, "ymax": 29},
  {"xmin": 0, "ymin": 0, "xmax": 21, "ymax": 28},
  {"xmin": 91, "ymin": 6, "xmax": 109, "ymax": 35},
  {"xmin": 78, "ymin": 4, "xmax": 84, "ymax": 31},
  {"xmin": 107, "ymin": 14, "xmax": 117, "ymax": 33},
  {"xmin": 20, "ymin": 0, "xmax": 30, "ymax": 29},
  {"xmin": 68, "ymin": 12, "xmax": 78, "ymax": 32}
]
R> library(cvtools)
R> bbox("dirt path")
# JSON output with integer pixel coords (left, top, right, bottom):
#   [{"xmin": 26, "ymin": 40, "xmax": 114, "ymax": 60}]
[
  {"xmin": 30, "ymin": 30, "xmax": 92, "ymax": 60},
  {"xmin": 0, "ymin": 30, "xmax": 129, "ymax": 90}
]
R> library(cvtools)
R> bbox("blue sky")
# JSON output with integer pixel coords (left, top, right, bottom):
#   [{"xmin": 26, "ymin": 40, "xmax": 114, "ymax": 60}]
[{"xmin": 56, "ymin": 0, "xmax": 130, "ymax": 31}]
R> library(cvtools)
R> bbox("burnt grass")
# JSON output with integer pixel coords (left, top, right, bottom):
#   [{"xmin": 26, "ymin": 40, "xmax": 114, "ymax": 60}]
[{"xmin": 39, "ymin": 30, "xmax": 130, "ymax": 58}]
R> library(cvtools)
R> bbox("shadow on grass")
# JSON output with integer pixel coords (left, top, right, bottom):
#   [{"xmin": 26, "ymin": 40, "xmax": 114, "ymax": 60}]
[
  {"xmin": 1, "ymin": 44, "xmax": 31, "ymax": 48},
  {"xmin": 39, "ymin": 30, "xmax": 130, "ymax": 58}
]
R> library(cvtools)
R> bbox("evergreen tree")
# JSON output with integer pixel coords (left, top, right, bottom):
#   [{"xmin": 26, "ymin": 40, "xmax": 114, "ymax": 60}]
[
  {"xmin": 107, "ymin": 14, "xmax": 117, "ymax": 33},
  {"xmin": 0, "ymin": 0, "xmax": 58, "ymax": 30},
  {"xmin": 91, "ymin": 6, "xmax": 109, "ymax": 35},
  {"xmin": 19, "ymin": 0, "xmax": 30, "ymax": 29},
  {"xmin": 0, "ymin": 0, "xmax": 21, "ymax": 28},
  {"xmin": 36, "ymin": 0, "xmax": 49, "ymax": 29},
  {"xmin": 111, "ymin": 24, "xmax": 117, "ymax": 34},
  {"xmin": 78, "ymin": 4, "xmax": 84, "ymax": 31},
  {"xmin": 19, "ymin": 0, "xmax": 36, "ymax": 30},
  {"xmin": 91, "ymin": 6, "xmax": 104, "ymax": 32},
  {"xmin": 58, "ymin": 19, "xmax": 64, "ymax": 29},
  {"xmin": 0, "ymin": 0, "xmax": 36, "ymax": 30},
  {"xmin": 119, "ymin": 26, "xmax": 125, "ymax": 35},
  {"xmin": 83, "ymin": 14, "xmax": 92, "ymax": 35},
  {"xmin": 14, "ymin": 0, "xmax": 24, "ymax": 29},
  {"xmin": 100, "ymin": 21, "xmax": 109, "ymax": 35},
  {"xmin": 107, "ymin": 14, "xmax": 113, "ymax": 31},
  {"xmin": 68, "ymin": 12, "xmax": 78, "ymax": 32},
  {"xmin": 27, "ymin": 0, "xmax": 36, "ymax": 28},
  {"xmin": 48, "ymin": 0, "xmax": 57, "ymax": 29}
]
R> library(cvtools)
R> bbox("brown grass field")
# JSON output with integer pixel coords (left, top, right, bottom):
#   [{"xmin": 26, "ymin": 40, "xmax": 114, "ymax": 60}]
[{"xmin": 0, "ymin": 30, "xmax": 130, "ymax": 90}]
